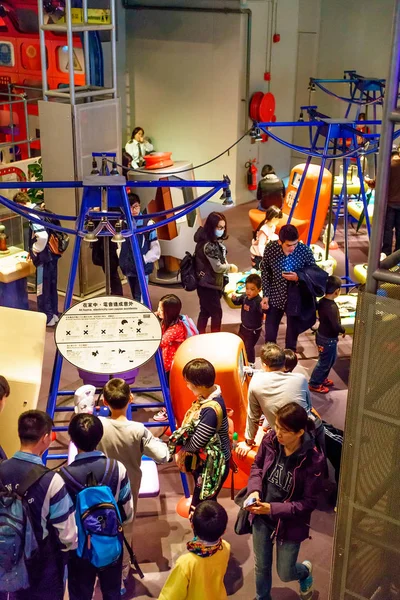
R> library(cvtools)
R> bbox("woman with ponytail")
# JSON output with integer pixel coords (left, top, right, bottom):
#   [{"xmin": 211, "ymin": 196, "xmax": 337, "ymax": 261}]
[{"xmin": 244, "ymin": 402, "xmax": 324, "ymax": 600}]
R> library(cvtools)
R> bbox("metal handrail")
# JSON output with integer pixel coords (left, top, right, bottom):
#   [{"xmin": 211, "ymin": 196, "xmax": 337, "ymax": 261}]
[{"xmin": 366, "ymin": 2, "xmax": 400, "ymax": 293}]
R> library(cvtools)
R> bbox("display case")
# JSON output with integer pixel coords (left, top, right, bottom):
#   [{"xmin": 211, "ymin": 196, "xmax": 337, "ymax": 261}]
[{"xmin": 0, "ymin": 205, "xmax": 35, "ymax": 285}]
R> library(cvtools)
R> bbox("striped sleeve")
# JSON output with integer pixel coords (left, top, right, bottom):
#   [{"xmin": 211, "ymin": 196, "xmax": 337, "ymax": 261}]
[
  {"xmin": 182, "ymin": 407, "xmax": 217, "ymax": 453},
  {"xmin": 117, "ymin": 462, "xmax": 134, "ymax": 524},
  {"xmin": 47, "ymin": 473, "xmax": 77, "ymax": 551}
]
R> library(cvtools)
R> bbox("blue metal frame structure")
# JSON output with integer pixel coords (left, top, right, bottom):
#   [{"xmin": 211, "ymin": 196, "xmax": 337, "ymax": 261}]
[
  {"xmin": 0, "ymin": 155, "xmax": 229, "ymax": 498},
  {"xmin": 252, "ymin": 109, "xmax": 395, "ymax": 288}
]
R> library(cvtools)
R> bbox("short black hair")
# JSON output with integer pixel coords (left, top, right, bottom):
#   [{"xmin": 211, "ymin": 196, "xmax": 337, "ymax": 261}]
[
  {"xmin": 260, "ymin": 343, "xmax": 285, "ymax": 370},
  {"xmin": 0, "ymin": 375, "xmax": 10, "ymax": 399},
  {"xmin": 279, "ymin": 224, "xmax": 299, "ymax": 243},
  {"xmin": 192, "ymin": 501, "xmax": 228, "ymax": 542},
  {"xmin": 18, "ymin": 410, "xmax": 53, "ymax": 444},
  {"xmin": 283, "ymin": 349, "xmax": 298, "ymax": 372},
  {"xmin": 68, "ymin": 413, "xmax": 103, "ymax": 452},
  {"xmin": 128, "ymin": 192, "xmax": 141, "ymax": 207},
  {"xmin": 183, "ymin": 359, "xmax": 215, "ymax": 388},
  {"xmin": 326, "ymin": 275, "xmax": 342, "ymax": 295},
  {"xmin": 103, "ymin": 378, "xmax": 130, "ymax": 410},
  {"xmin": 245, "ymin": 273, "xmax": 262, "ymax": 289}
]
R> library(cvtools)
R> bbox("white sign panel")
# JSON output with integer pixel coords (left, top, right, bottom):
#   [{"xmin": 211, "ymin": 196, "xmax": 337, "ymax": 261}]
[{"xmin": 55, "ymin": 296, "xmax": 161, "ymax": 374}]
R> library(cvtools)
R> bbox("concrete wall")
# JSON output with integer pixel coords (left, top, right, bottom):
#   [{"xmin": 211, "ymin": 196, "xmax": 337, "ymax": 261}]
[
  {"xmin": 126, "ymin": 8, "xmax": 242, "ymax": 200},
  {"xmin": 316, "ymin": 0, "xmax": 395, "ymax": 118},
  {"xmin": 125, "ymin": 1, "xmax": 304, "ymax": 205}
]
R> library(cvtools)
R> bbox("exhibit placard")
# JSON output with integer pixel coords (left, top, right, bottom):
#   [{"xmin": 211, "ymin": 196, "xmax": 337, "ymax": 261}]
[{"xmin": 55, "ymin": 295, "xmax": 161, "ymax": 374}]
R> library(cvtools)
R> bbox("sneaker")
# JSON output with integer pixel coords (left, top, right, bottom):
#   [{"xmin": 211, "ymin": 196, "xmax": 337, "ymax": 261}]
[
  {"xmin": 53, "ymin": 314, "xmax": 59, "ymax": 323},
  {"xmin": 299, "ymin": 560, "xmax": 313, "ymax": 599},
  {"xmin": 323, "ymin": 378, "xmax": 334, "ymax": 387},
  {"xmin": 153, "ymin": 408, "xmax": 168, "ymax": 422},
  {"xmin": 46, "ymin": 316, "xmax": 57, "ymax": 327},
  {"xmin": 309, "ymin": 384, "xmax": 329, "ymax": 394}
]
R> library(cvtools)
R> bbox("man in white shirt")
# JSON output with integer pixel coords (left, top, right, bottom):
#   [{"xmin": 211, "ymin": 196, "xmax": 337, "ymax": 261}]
[
  {"xmin": 125, "ymin": 127, "xmax": 153, "ymax": 169},
  {"xmin": 236, "ymin": 343, "xmax": 323, "ymax": 457}
]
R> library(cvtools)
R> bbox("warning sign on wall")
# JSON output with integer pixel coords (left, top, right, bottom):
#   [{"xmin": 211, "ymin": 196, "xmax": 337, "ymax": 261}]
[{"xmin": 60, "ymin": 9, "xmax": 111, "ymax": 25}]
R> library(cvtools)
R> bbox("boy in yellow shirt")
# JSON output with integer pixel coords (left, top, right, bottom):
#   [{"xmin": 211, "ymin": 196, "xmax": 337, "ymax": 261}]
[{"xmin": 159, "ymin": 501, "xmax": 230, "ymax": 600}]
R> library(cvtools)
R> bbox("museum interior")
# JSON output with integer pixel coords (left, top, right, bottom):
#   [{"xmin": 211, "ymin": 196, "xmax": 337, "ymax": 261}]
[{"xmin": 0, "ymin": 1, "xmax": 399, "ymax": 600}]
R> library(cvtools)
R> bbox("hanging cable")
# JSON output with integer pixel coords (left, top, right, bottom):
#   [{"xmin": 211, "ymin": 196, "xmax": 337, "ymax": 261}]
[{"xmin": 110, "ymin": 129, "xmax": 252, "ymax": 176}]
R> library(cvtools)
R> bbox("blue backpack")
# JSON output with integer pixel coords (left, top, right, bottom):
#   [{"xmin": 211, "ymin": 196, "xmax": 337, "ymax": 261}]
[
  {"xmin": 0, "ymin": 464, "xmax": 48, "ymax": 593},
  {"xmin": 61, "ymin": 459, "xmax": 123, "ymax": 569}
]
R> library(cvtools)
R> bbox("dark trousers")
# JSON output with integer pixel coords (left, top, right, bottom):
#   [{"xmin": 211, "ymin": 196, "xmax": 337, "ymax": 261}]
[
  {"xmin": 127, "ymin": 275, "xmax": 149, "ymax": 303},
  {"xmin": 239, "ymin": 324, "xmax": 261, "ymax": 364},
  {"xmin": 102, "ymin": 265, "xmax": 123, "ymax": 296},
  {"xmin": 36, "ymin": 255, "xmax": 59, "ymax": 324},
  {"xmin": 68, "ymin": 551, "xmax": 123, "ymax": 600},
  {"xmin": 382, "ymin": 205, "xmax": 400, "ymax": 255},
  {"xmin": 264, "ymin": 305, "xmax": 299, "ymax": 351},
  {"xmin": 309, "ymin": 333, "xmax": 338, "ymax": 386},
  {"xmin": 196, "ymin": 286, "xmax": 223, "ymax": 333},
  {"xmin": 15, "ymin": 542, "xmax": 64, "ymax": 600},
  {"xmin": 190, "ymin": 459, "xmax": 230, "ymax": 513}
]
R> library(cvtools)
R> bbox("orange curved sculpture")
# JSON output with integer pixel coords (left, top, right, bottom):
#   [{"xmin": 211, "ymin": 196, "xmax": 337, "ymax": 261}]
[
  {"xmin": 249, "ymin": 164, "xmax": 332, "ymax": 245},
  {"xmin": 169, "ymin": 332, "xmax": 258, "ymax": 490}
]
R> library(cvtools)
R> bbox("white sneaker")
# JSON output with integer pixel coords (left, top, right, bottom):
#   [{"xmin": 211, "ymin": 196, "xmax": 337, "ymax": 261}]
[
  {"xmin": 153, "ymin": 408, "xmax": 168, "ymax": 422},
  {"xmin": 46, "ymin": 316, "xmax": 57, "ymax": 327},
  {"xmin": 53, "ymin": 314, "xmax": 59, "ymax": 323}
]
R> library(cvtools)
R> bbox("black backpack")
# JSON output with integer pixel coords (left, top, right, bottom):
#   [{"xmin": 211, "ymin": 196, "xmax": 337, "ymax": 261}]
[{"xmin": 179, "ymin": 252, "xmax": 198, "ymax": 291}]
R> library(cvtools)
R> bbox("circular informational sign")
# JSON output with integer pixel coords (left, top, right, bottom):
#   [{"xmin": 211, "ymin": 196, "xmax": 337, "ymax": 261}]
[{"xmin": 55, "ymin": 296, "xmax": 162, "ymax": 374}]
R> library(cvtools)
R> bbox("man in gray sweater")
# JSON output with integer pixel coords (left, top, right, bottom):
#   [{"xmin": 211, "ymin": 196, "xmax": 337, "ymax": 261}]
[{"xmin": 237, "ymin": 343, "xmax": 323, "ymax": 457}]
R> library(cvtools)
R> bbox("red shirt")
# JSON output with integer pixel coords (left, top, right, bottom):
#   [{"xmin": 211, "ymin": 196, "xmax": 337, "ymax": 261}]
[{"xmin": 160, "ymin": 321, "xmax": 187, "ymax": 372}]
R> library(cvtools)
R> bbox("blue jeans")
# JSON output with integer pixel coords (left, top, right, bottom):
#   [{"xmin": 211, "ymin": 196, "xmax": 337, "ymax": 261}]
[
  {"xmin": 309, "ymin": 332, "xmax": 338, "ymax": 387},
  {"xmin": 252, "ymin": 516, "xmax": 309, "ymax": 600}
]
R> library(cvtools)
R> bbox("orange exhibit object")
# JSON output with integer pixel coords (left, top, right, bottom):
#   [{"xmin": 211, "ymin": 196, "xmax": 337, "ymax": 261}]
[
  {"xmin": 248, "ymin": 164, "xmax": 332, "ymax": 245},
  {"xmin": 284, "ymin": 164, "xmax": 332, "ymax": 244},
  {"xmin": 176, "ymin": 495, "xmax": 192, "ymax": 518},
  {"xmin": 169, "ymin": 332, "xmax": 253, "ymax": 490}
]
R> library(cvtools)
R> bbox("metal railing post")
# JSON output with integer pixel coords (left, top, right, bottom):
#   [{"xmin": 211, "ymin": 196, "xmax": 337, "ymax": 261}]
[{"xmin": 366, "ymin": 1, "xmax": 400, "ymax": 294}]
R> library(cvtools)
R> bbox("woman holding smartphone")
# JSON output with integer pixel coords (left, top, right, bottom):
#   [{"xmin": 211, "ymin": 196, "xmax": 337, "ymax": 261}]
[{"xmin": 244, "ymin": 402, "xmax": 324, "ymax": 600}]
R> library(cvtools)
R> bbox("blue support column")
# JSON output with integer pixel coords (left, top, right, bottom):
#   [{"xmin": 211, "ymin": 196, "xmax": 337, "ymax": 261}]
[{"xmin": 306, "ymin": 125, "xmax": 331, "ymax": 246}]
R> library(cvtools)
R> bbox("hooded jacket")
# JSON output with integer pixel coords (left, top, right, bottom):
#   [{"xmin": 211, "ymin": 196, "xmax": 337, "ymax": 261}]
[
  {"xmin": 257, "ymin": 174, "xmax": 285, "ymax": 210},
  {"xmin": 247, "ymin": 430, "xmax": 324, "ymax": 543},
  {"xmin": 286, "ymin": 264, "xmax": 328, "ymax": 334},
  {"xmin": 194, "ymin": 226, "xmax": 230, "ymax": 291}
]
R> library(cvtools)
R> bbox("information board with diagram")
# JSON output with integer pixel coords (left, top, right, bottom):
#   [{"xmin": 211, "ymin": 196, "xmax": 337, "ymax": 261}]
[{"xmin": 55, "ymin": 296, "xmax": 162, "ymax": 374}]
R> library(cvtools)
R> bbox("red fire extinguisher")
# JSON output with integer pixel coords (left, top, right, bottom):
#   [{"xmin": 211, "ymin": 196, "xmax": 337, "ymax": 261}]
[{"xmin": 245, "ymin": 159, "xmax": 258, "ymax": 191}]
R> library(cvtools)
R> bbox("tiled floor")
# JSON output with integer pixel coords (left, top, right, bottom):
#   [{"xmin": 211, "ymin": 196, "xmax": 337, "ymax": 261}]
[{"xmin": 36, "ymin": 198, "xmax": 367, "ymax": 599}]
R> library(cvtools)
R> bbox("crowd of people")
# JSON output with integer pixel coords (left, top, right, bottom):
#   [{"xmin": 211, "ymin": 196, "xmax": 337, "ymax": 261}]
[
  {"xmin": 0, "ymin": 331, "xmax": 344, "ymax": 600},
  {"xmin": 1, "ymin": 162, "xmax": 355, "ymax": 599}
]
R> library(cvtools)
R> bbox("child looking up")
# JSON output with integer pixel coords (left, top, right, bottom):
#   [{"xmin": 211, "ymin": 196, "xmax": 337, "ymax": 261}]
[
  {"xmin": 159, "ymin": 501, "xmax": 230, "ymax": 600},
  {"xmin": 231, "ymin": 274, "xmax": 263, "ymax": 366},
  {"xmin": 309, "ymin": 275, "xmax": 345, "ymax": 394},
  {"xmin": 250, "ymin": 205, "xmax": 282, "ymax": 269}
]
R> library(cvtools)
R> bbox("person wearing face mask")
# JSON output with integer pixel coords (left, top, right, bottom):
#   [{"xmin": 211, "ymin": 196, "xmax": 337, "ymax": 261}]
[
  {"xmin": 124, "ymin": 127, "xmax": 154, "ymax": 170},
  {"xmin": 194, "ymin": 212, "xmax": 238, "ymax": 334},
  {"xmin": 13, "ymin": 193, "xmax": 60, "ymax": 327}
]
